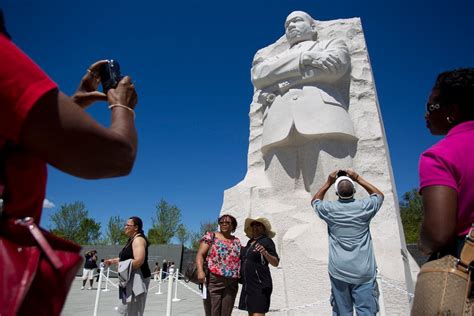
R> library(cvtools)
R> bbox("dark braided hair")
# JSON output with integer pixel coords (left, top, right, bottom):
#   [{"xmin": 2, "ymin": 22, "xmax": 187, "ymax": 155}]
[
  {"xmin": 433, "ymin": 68, "xmax": 474, "ymax": 120},
  {"xmin": 129, "ymin": 216, "xmax": 149, "ymax": 246}
]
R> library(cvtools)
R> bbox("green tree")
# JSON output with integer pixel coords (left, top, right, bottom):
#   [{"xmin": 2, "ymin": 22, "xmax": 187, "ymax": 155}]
[
  {"xmin": 190, "ymin": 221, "xmax": 218, "ymax": 249},
  {"xmin": 148, "ymin": 198, "xmax": 182, "ymax": 244},
  {"xmin": 50, "ymin": 201, "xmax": 101, "ymax": 244},
  {"xmin": 176, "ymin": 223, "xmax": 189, "ymax": 245},
  {"xmin": 399, "ymin": 188, "xmax": 423, "ymax": 243},
  {"xmin": 105, "ymin": 215, "xmax": 128, "ymax": 245},
  {"xmin": 77, "ymin": 218, "xmax": 101, "ymax": 244}
]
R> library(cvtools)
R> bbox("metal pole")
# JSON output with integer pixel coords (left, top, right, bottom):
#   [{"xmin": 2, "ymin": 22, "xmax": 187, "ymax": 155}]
[
  {"xmin": 102, "ymin": 267, "xmax": 110, "ymax": 292},
  {"xmin": 155, "ymin": 268, "xmax": 163, "ymax": 295},
  {"xmin": 172, "ymin": 269, "xmax": 181, "ymax": 302},
  {"xmin": 165, "ymin": 269, "xmax": 174, "ymax": 316},
  {"xmin": 93, "ymin": 267, "xmax": 104, "ymax": 316}
]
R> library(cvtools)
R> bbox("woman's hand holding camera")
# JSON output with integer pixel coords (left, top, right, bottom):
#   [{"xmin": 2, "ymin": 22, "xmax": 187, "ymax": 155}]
[
  {"xmin": 107, "ymin": 76, "xmax": 138, "ymax": 110},
  {"xmin": 71, "ymin": 60, "xmax": 137, "ymax": 112},
  {"xmin": 72, "ymin": 60, "xmax": 108, "ymax": 108}
]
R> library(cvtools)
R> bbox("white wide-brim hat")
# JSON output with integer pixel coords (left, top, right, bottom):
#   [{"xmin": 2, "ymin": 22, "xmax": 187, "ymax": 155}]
[{"xmin": 244, "ymin": 217, "xmax": 276, "ymax": 239}]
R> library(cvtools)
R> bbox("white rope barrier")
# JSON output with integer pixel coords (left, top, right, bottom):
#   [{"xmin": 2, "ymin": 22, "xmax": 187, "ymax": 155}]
[
  {"xmin": 177, "ymin": 279, "xmax": 202, "ymax": 296},
  {"xmin": 102, "ymin": 267, "xmax": 111, "ymax": 292},
  {"xmin": 86, "ymin": 266, "xmax": 208, "ymax": 316},
  {"xmin": 102, "ymin": 271, "xmax": 119, "ymax": 289}
]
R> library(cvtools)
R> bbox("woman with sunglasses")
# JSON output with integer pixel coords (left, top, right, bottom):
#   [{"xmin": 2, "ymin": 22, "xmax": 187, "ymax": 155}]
[
  {"xmin": 196, "ymin": 214, "xmax": 241, "ymax": 316},
  {"xmin": 239, "ymin": 217, "xmax": 279, "ymax": 316},
  {"xmin": 105, "ymin": 216, "xmax": 151, "ymax": 315},
  {"xmin": 419, "ymin": 68, "xmax": 474, "ymax": 260}
]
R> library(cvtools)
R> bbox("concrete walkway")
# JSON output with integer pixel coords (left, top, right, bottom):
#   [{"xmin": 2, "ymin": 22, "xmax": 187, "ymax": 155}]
[{"xmin": 62, "ymin": 277, "xmax": 205, "ymax": 316}]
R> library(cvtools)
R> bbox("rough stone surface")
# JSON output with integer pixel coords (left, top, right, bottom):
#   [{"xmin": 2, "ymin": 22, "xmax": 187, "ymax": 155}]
[{"xmin": 220, "ymin": 16, "xmax": 415, "ymax": 314}]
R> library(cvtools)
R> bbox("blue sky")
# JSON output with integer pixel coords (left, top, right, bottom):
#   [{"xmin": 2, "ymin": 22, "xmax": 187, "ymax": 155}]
[{"xmin": 3, "ymin": 0, "xmax": 473, "ymax": 238}]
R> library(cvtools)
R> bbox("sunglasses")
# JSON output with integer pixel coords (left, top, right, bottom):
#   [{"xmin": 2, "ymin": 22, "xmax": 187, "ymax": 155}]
[
  {"xmin": 250, "ymin": 222, "xmax": 263, "ymax": 227},
  {"xmin": 124, "ymin": 224, "xmax": 136, "ymax": 227},
  {"xmin": 426, "ymin": 102, "xmax": 441, "ymax": 113},
  {"xmin": 218, "ymin": 221, "xmax": 232, "ymax": 225}
]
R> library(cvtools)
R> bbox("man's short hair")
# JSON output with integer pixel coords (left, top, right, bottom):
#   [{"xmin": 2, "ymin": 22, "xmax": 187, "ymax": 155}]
[{"xmin": 335, "ymin": 176, "xmax": 355, "ymax": 199}]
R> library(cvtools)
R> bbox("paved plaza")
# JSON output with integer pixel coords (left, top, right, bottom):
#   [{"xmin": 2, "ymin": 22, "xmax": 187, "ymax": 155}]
[
  {"xmin": 62, "ymin": 273, "xmax": 412, "ymax": 315},
  {"xmin": 62, "ymin": 276, "xmax": 206, "ymax": 316}
]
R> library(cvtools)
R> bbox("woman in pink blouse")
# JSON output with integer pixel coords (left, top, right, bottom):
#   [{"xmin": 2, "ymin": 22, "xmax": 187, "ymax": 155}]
[
  {"xmin": 196, "ymin": 214, "xmax": 241, "ymax": 316},
  {"xmin": 419, "ymin": 68, "xmax": 474, "ymax": 260}
]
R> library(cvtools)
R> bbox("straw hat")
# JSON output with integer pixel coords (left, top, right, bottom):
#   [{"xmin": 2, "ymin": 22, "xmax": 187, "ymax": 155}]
[{"xmin": 244, "ymin": 217, "xmax": 276, "ymax": 239}]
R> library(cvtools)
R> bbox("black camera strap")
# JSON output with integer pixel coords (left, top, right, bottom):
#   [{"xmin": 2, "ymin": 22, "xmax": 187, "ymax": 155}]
[{"xmin": 0, "ymin": 9, "xmax": 11, "ymax": 40}]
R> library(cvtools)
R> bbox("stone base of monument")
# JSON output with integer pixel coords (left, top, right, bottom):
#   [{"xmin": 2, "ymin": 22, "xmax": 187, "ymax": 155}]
[{"xmin": 223, "ymin": 183, "xmax": 413, "ymax": 315}]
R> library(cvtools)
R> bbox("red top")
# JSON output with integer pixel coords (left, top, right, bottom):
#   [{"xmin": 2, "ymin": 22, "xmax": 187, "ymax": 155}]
[
  {"xmin": 0, "ymin": 34, "xmax": 57, "ymax": 222},
  {"xmin": 201, "ymin": 231, "xmax": 241, "ymax": 279}
]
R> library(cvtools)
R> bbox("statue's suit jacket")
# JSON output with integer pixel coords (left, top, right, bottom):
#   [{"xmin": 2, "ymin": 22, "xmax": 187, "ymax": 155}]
[{"xmin": 251, "ymin": 38, "xmax": 357, "ymax": 151}]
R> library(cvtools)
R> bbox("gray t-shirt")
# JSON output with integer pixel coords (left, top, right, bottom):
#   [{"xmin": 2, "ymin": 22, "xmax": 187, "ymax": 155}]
[{"xmin": 313, "ymin": 194, "xmax": 384, "ymax": 284}]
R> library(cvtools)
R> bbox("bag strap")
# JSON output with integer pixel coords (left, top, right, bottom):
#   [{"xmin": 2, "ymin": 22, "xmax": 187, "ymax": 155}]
[
  {"xmin": 0, "ymin": 142, "xmax": 7, "ymax": 205},
  {"xmin": 0, "ymin": 141, "xmax": 15, "ymax": 216},
  {"xmin": 460, "ymin": 225, "xmax": 474, "ymax": 266},
  {"xmin": 15, "ymin": 217, "xmax": 64, "ymax": 269},
  {"xmin": 203, "ymin": 232, "xmax": 216, "ymax": 267}
]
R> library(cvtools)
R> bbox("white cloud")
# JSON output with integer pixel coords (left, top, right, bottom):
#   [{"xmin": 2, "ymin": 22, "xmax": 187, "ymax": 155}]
[{"xmin": 43, "ymin": 198, "xmax": 55, "ymax": 209}]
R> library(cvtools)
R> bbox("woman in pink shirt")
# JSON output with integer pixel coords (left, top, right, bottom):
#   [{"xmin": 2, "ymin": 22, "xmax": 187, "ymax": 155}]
[{"xmin": 419, "ymin": 68, "xmax": 474, "ymax": 260}]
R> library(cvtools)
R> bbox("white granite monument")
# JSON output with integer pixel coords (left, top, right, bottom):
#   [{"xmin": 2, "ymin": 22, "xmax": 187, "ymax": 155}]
[{"xmin": 221, "ymin": 11, "xmax": 415, "ymax": 314}]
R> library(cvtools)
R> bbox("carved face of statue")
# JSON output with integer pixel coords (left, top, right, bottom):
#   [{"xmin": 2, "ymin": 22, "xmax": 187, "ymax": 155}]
[{"xmin": 285, "ymin": 11, "xmax": 316, "ymax": 47}]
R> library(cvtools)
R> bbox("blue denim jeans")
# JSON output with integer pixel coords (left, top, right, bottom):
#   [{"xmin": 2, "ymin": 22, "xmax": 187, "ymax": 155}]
[{"xmin": 329, "ymin": 275, "xmax": 379, "ymax": 316}]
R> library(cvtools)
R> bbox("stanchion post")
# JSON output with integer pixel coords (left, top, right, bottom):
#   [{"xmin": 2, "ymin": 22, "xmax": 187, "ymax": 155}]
[
  {"xmin": 172, "ymin": 269, "xmax": 181, "ymax": 302},
  {"xmin": 93, "ymin": 267, "xmax": 104, "ymax": 316},
  {"xmin": 165, "ymin": 270, "xmax": 174, "ymax": 316},
  {"xmin": 155, "ymin": 268, "xmax": 163, "ymax": 294},
  {"xmin": 102, "ymin": 267, "xmax": 110, "ymax": 292}
]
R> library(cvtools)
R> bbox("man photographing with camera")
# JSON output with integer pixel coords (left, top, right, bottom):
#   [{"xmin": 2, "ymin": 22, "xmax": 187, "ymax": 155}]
[
  {"xmin": 81, "ymin": 250, "xmax": 98, "ymax": 290},
  {"xmin": 311, "ymin": 169, "xmax": 384, "ymax": 315}
]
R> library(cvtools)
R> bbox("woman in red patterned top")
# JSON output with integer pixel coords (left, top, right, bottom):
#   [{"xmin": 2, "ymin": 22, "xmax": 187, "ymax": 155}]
[{"xmin": 196, "ymin": 214, "xmax": 241, "ymax": 316}]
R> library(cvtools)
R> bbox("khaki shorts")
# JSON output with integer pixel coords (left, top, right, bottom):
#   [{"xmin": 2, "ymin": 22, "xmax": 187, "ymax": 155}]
[{"xmin": 82, "ymin": 268, "xmax": 94, "ymax": 280}]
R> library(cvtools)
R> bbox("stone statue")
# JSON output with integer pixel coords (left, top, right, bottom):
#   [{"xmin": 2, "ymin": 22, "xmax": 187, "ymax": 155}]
[
  {"xmin": 220, "ymin": 11, "xmax": 415, "ymax": 314},
  {"xmin": 252, "ymin": 11, "xmax": 357, "ymax": 193}
]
